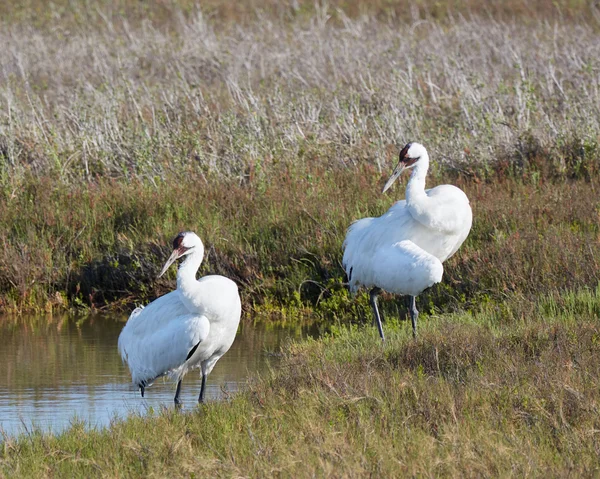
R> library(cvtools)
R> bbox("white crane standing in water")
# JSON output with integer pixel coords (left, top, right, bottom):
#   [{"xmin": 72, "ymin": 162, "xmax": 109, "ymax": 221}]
[
  {"xmin": 343, "ymin": 143, "xmax": 472, "ymax": 340},
  {"xmin": 118, "ymin": 231, "xmax": 242, "ymax": 405}
]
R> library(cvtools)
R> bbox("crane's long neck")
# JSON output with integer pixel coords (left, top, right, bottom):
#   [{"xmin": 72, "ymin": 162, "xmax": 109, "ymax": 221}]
[
  {"xmin": 176, "ymin": 249, "xmax": 204, "ymax": 295},
  {"xmin": 176, "ymin": 246, "xmax": 212, "ymax": 314},
  {"xmin": 405, "ymin": 152, "xmax": 430, "ymax": 207}
]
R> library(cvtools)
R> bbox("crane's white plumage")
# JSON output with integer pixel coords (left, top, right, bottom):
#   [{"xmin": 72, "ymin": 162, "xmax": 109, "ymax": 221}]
[
  {"xmin": 118, "ymin": 231, "xmax": 241, "ymax": 405},
  {"xmin": 368, "ymin": 240, "xmax": 443, "ymax": 296},
  {"xmin": 342, "ymin": 142, "xmax": 472, "ymax": 339}
]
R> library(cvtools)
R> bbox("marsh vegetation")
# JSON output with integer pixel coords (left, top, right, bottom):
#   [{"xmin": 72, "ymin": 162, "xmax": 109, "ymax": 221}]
[{"xmin": 0, "ymin": 0, "xmax": 599, "ymax": 476}]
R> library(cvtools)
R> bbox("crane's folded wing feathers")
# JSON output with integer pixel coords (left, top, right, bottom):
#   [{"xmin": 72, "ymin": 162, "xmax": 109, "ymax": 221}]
[
  {"xmin": 364, "ymin": 240, "xmax": 443, "ymax": 296},
  {"xmin": 418, "ymin": 185, "xmax": 472, "ymax": 236},
  {"xmin": 343, "ymin": 206, "xmax": 434, "ymax": 292},
  {"xmin": 118, "ymin": 291, "xmax": 210, "ymax": 387}
]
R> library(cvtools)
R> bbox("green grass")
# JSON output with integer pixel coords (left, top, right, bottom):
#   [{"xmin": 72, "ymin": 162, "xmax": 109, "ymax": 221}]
[
  {"xmin": 0, "ymin": 167, "xmax": 598, "ymax": 321},
  {"xmin": 2, "ymin": 288, "xmax": 600, "ymax": 477}
]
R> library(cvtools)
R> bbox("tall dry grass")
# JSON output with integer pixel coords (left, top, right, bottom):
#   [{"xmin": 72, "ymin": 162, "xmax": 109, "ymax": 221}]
[{"xmin": 1, "ymin": 2, "xmax": 599, "ymax": 184}]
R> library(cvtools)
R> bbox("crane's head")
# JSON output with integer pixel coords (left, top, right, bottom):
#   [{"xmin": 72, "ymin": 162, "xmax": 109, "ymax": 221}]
[
  {"xmin": 158, "ymin": 231, "xmax": 204, "ymax": 277},
  {"xmin": 382, "ymin": 142, "xmax": 427, "ymax": 193}
]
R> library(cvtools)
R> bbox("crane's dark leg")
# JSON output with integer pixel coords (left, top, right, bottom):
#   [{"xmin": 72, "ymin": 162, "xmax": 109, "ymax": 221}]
[
  {"xmin": 409, "ymin": 295, "xmax": 419, "ymax": 339},
  {"xmin": 198, "ymin": 374, "xmax": 207, "ymax": 403},
  {"xmin": 369, "ymin": 287, "xmax": 385, "ymax": 341},
  {"xmin": 139, "ymin": 385, "xmax": 145, "ymax": 398},
  {"xmin": 174, "ymin": 379, "xmax": 183, "ymax": 407}
]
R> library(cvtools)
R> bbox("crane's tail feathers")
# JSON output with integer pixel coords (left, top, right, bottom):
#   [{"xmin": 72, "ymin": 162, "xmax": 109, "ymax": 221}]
[
  {"xmin": 136, "ymin": 377, "xmax": 156, "ymax": 396},
  {"xmin": 138, "ymin": 378, "xmax": 151, "ymax": 397}
]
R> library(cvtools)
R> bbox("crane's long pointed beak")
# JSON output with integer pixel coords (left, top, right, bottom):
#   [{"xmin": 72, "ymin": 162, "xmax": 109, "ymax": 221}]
[
  {"xmin": 382, "ymin": 163, "xmax": 406, "ymax": 194},
  {"xmin": 158, "ymin": 249, "xmax": 180, "ymax": 278}
]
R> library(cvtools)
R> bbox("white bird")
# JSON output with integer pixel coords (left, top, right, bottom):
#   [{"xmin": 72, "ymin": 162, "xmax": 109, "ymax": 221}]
[
  {"xmin": 118, "ymin": 231, "xmax": 242, "ymax": 405},
  {"xmin": 342, "ymin": 142, "xmax": 472, "ymax": 340}
]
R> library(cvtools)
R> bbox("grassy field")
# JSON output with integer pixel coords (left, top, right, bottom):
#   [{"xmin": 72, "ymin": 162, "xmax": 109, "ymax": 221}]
[{"xmin": 1, "ymin": 0, "xmax": 600, "ymax": 475}]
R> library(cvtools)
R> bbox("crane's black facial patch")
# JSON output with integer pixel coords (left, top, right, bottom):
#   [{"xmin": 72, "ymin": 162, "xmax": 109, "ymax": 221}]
[
  {"xmin": 403, "ymin": 156, "xmax": 419, "ymax": 167},
  {"xmin": 173, "ymin": 233, "xmax": 185, "ymax": 250},
  {"xmin": 399, "ymin": 143, "xmax": 412, "ymax": 161},
  {"xmin": 172, "ymin": 233, "xmax": 192, "ymax": 255},
  {"xmin": 399, "ymin": 143, "xmax": 419, "ymax": 167}
]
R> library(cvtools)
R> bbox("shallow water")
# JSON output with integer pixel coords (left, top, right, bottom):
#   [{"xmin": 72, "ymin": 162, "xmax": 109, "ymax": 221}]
[{"xmin": 0, "ymin": 314, "xmax": 316, "ymax": 437}]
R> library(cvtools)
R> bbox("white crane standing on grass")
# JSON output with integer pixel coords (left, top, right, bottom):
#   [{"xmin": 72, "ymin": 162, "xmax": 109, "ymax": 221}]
[
  {"xmin": 118, "ymin": 231, "xmax": 242, "ymax": 405},
  {"xmin": 342, "ymin": 142, "xmax": 472, "ymax": 340}
]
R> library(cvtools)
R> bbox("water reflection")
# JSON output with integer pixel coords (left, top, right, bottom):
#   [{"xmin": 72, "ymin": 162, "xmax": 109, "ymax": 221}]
[{"xmin": 0, "ymin": 314, "xmax": 317, "ymax": 437}]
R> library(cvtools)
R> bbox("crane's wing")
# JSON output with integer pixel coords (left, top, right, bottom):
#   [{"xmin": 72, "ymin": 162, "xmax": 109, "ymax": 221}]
[
  {"xmin": 366, "ymin": 240, "xmax": 443, "ymax": 296},
  {"xmin": 343, "ymin": 203, "xmax": 419, "ymax": 292},
  {"xmin": 417, "ymin": 185, "xmax": 472, "ymax": 235},
  {"xmin": 118, "ymin": 291, "xmax": 210, "ymax": 387}
]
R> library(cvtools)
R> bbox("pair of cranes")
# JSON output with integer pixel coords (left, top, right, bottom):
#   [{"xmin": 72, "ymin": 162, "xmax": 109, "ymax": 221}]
[{"xmin": 118, "ymin": 142, "xmax": 473, "ymax": 404}]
